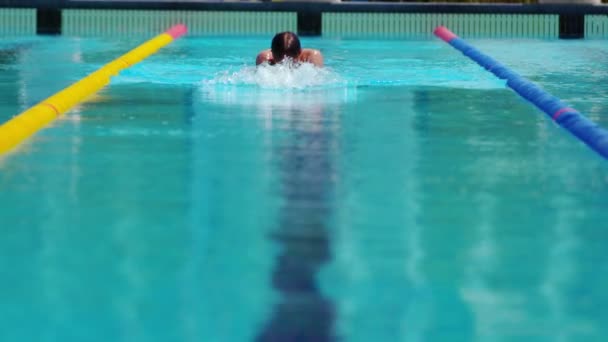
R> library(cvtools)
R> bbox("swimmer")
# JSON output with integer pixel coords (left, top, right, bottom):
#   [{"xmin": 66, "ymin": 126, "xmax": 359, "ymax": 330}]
[{"xmin": 256, "ymin": 31, "xmax": 324, "ymax": 67}]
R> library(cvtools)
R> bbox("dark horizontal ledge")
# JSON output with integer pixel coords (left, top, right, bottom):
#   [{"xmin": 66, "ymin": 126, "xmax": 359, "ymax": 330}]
[{"xmin": 1, "ymin": 0, "xmax": 608, "ymax": 15}]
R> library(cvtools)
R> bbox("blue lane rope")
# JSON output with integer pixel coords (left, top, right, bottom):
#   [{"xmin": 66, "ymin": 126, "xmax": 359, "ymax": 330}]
[{"xmin": 434, "ymin": 26, "xmax": 608, "ymax": 160}]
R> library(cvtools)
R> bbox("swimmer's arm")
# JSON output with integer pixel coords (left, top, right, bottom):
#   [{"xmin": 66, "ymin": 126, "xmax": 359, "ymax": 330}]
[
  {"xmin": 303, "ymin": 49, "xmax": 324, "ymax": 67},
  {"xmin": 256, "ymin": 49, "xmax": 273, "ymax": 65}
]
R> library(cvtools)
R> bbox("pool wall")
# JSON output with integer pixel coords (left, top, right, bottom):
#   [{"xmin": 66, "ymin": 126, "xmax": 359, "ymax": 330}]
[
  {"xmin": 0, "ymin": 8, "xmax": 36, "ymax": 35},
  {"xmin": 62, "ymin": 10, "xmax": 296, "ymax": 36},
  {"xmin": 323, "ymin": 13, "xmax": 559, "ymax": 38},
  {"xmin": 1, "ymin": 1, "xmax": 608, "ymax": 38},
  {"xmin": 585, "ymin": 14, "xmax": 608, "ymax": 37}
]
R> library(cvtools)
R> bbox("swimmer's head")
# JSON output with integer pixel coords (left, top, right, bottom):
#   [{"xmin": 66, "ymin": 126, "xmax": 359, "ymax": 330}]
[{"xmin": 271, "ymin": 32, "xmax": 301, "ymax": 64}]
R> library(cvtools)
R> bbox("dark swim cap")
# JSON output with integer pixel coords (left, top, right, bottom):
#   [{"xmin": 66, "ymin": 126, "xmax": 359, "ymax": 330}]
[{"xmin": 271, "ymin": 32, "xmax": 302, "ymax": 61}]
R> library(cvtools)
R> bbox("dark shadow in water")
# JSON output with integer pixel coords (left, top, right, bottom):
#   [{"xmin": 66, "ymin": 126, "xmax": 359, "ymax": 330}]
[
  {"xmin": 256, "ymin": 97, "xmax": 338, "ymax": 342},
  {"xmin": 0, "ymin": 46, "xmax": 26, "ymax": 123},
  {"xmin": 0, "ymin": 47, "xmax": 22, "ymax": 66}
]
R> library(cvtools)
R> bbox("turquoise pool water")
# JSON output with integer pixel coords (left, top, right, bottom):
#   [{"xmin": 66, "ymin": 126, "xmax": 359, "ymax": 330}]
[{"xmin": 1, "ymin": 34, "xmax": 608, "ymax": 341}]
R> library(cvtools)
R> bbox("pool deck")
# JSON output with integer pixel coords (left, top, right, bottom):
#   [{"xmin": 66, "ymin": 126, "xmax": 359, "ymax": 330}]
[{"xmin": 0, "ymin": 1, "xmax": 607, "ymax": 14}]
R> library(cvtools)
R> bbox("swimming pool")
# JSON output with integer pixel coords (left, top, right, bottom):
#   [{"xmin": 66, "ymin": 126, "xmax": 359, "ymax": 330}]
[{"xmin": 1, "ymin": 34, "xmax": 607, "ymax": 341}]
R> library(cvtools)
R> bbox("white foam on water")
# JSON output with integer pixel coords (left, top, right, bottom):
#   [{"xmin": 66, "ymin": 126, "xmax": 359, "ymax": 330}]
[
  {"xmin": 197, "ymin": 84, "xmax": 358, "ymax": 110},
  {"xmin": 201, "ymin": 60, "xmax": 346, "ymax": 90}
]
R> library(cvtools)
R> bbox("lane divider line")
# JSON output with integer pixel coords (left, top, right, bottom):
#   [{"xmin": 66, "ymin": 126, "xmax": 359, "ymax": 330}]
[
  {"xmin": 41, "ymin": 102, "xmax": 61, "ymax": 117},
  {"xmin": 0, "ymin": 23, "xmax": 187, "ymax": 155},
  {"xmin": 434, "ymin": 26, "xmax": 608, "ymax": 160}
]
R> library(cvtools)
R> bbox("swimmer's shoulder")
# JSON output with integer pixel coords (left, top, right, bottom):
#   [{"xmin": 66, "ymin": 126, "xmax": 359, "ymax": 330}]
[
  {"xmin": 300, "ymin": 49, "xmax": 323, "ymax": 67},
  {"xmin": 256, "ymin": 49, "xmax": 273, "ymax": 65}
]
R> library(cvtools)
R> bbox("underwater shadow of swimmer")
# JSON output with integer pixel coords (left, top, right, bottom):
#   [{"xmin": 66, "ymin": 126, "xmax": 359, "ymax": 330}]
[{"xmin": 255, "ymin": 92, "xmax": 341, "ymax": 342}]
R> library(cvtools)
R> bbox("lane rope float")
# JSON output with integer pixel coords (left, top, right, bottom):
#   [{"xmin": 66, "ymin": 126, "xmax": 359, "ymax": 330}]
[
  {"xmin": 0, "ymin": 24, "xmax": 187, "ymax": 154},
  {"xmin": 434, "ymin": 25, "xmax": 608, "ymax": 160}
]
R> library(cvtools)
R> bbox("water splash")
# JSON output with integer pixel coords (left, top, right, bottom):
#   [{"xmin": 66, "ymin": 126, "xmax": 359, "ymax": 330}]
[{"xmin": 201, "ymin": 61, "xmax": 345, "ymax": 90}]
